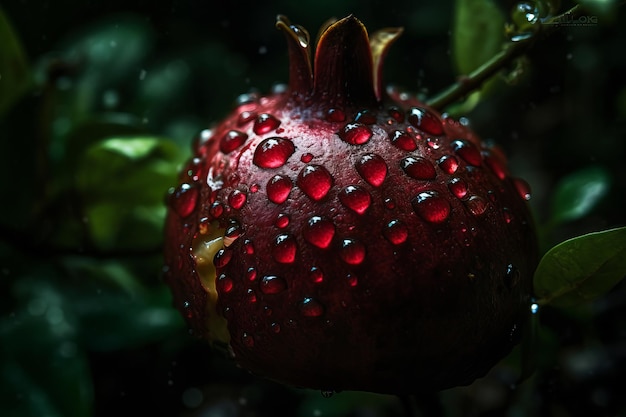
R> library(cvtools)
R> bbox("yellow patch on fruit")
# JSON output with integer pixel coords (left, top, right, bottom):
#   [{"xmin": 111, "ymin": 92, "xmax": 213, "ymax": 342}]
[{"xmin": 192, "ymin": 221, "xmax": 230, "ymax": 345}]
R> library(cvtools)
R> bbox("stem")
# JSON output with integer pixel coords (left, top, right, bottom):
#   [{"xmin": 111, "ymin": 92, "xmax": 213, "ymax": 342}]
[{"xmin": 426, "ymin": 5, "xmax": 586, "ymax": 111}]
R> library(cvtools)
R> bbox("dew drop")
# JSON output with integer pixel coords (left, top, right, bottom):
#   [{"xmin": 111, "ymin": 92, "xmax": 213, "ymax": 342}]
[
  {"xmin": 273, "ymin": 234, "xmax": 297, "ymax": 264},
  {"xmin": 250, "ymin": 183, "xmax": 259, "ymax": 193},
  {"xmin": 310, "ymin": 266, "xmax": 324, "ymax": 283},
  {"xmin": 383, "ymin": 219, "xmax": 408, "ymax": 245},
  {"xmin": 513, "ymin": 178, "xmax": 532, "ymax": 200},
  {"xmin": 388, "ymin": 106, "xmax": 404, "ymax": 123},
  {"xmin": 300, "ymin": 297, "xmax": 325, "ymax": 317},
  {"xmin": 303, "ymin": 216, "xmax": 335, "ymax": 249},
  {"xmin": 384, "ymin": 197, "xmax": 396, "ymax": 209},
  {"xmin": 347, "ymin": 273, "xmax": 358, "ymax": 287},
  {"xmin": 338, "ymin": 123, "xmax": 373, "ymax": 145},
  {"xmin": 339, "ymin": 185, "xmax": 371, "ymax": 214},
  {"xmin": 301, "ymin": 152, "xmax": 313, "ymax": 163},
  {"xmin": 297, "ymin": 165, "xmax": 333, "ymax": 201},
  {"xmin": 253, "ymin": 137, "xmax": 295, "ymax": 169},
  {"xmin": 503, "ymin": 207, "xmax": 513, "ymax": 224},
  {"xmin": 242, "ymin": 332, "xmax": 255, "ymax": 348},
  {"xmin": 448, "ymin": 177, "xmax": 469, "ymax": 199},
  {"xmin": 354, "ymin": 110, "xmax": 377, "ymax": 125},
  {"xmin": 407, "ymin": 107, "xmax": 443, "ymax": 135},
  {"xmin": 401, "ymin": 156, "xmax": 436, "ymax": 180},
  {"xmin": 326, "ymin": 108, "xmax": 346, "ymax": 122},
  {"xmin": 355, "ymin": 153, "xmax": 387, "ymax": 187},
  {"xmin": 412, "ymin": 191, "xmax": 451, "ymax": 223},
  {"xmin": 484, "ymin": 155, "xmax": 507, "ymax": 180},
  {"xmin": 266, "ymin": 175, "xmax": 293, "ymax": 204},
  {"xmin": 438, "ymin": 155, "xmax": 459, "ymax": 174},
  {"xmin": 452, "ymin": 140, "xmax": 482, "ymax": 166},
  {"xmin": 209, "ymin": 201, "xmax": 224, "ymax": 218},
  {"xmin": 214, "ymin": 247, "xmax": 233, "ymax": 268},
  {"xmin": 253, "ymin": 113, "xmax": 281, "ymax": 134},
  {"xmin": 530, "ymin": 302, "xmax": 540, "ymax": 315},
  {"xmin": 220, "ymin": 130, "xmax": 248, "ymax": 154},
  {"xmin": 260, "ymin": 275, "xmax": 288, "ymax": 294},
  {"xmin": 271, "ymin": 322, "xmax": 281, "ymax": 333},
  {"xmin": 275, "ymin": 213, "xmax": 290, "ymax": 228},
  {"xmin": 243, "ymin": 239, "xmax": 255, "ymax": 255},
  {"xmin": 426, "ymin": 137, "xmax": 440, "ymax": 149},
  {"xmin": 389, "ymin": 130, "xmax": 417, "ymax": 151},
  {"xmin": 228, "ymin": 189, "xmax": 247, "ymax": 209},
  {"xmin": 237, "ymin": 110, "xmax": 257, "ymax": 126},
  {"xmin": 217, "ymin": 273, "xmax": 234, "ymax": 293},
  {"xmin": 247, "ymin": 288, "xmax": 257, "ymax": 303},
  {"xmin": 504, "ymin": 263, "xmax": 520, "ymax": 289},
  {"xmin": 465, "ymin": 195, "xmax": 489, "ymax": 216},
  {"xmin": 340, "ymin": 238, "xmax": 366, "ymax": 265},
  {"xmin": 170, "ymin": 183, "xmax": 198, "ymax": 218},
  {"xmin": 224, "ymin": 221, "xmax": 243, "ymax": 246},
  {"xmin": 247, "ymin": 267, "xmax": 257, "ymax": 281}
]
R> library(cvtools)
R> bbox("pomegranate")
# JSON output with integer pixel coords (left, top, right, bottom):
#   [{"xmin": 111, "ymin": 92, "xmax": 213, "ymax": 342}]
[{"xmin": 163, "ymin": 15, "xmax": 538, "ymax": 394}]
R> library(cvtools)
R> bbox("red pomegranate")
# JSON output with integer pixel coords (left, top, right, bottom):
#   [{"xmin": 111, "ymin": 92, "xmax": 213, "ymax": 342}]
[{"xmin": 163, "ymin": 15, "xmax": 538, "ymax": 394}]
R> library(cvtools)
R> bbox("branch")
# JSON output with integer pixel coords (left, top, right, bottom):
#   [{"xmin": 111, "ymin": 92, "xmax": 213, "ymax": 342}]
[{"xmin": 425, "ymin": 5, "xmax": 586, "ymax": 111}]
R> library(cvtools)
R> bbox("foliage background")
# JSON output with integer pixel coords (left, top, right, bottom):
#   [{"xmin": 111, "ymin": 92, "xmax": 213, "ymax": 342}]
[{"xmin": 1, "ymin": 0, "xmax": 625, "ymax": 416}]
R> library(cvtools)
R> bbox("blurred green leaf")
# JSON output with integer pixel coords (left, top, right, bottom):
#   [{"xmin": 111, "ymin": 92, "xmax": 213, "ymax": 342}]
[
  {"xmin": 75, "ymin": 135, "xmax": 182, "ymax": 250},
  {"xmin": 0, "ymin": 276, "xmax": 93, "ymax": 417},
  {"xmin": 574, "ymin": 0, "xmax": 618, "ymax": 19},
  {"xmin": 0, "ymin": 8, "xmax": 32, "ymax": 117},
  {"xmin": 550, "ymin": 166, "xmax": 611, "ymax": 225},
  {"xmin": 534, "ymin": 227, "xmax": 626, "ymax": 307}
]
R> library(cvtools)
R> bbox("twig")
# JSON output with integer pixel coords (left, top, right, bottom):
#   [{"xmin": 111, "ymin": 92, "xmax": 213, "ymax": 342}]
[{"xmin": 426, "ymin": 5, "xmax": 586, "ymax": 111}]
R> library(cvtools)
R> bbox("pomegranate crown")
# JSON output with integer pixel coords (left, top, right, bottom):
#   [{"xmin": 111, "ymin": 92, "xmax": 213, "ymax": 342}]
[{"xmin": 276, "ymin": 15, "xmax": 403, "ymax": 107}]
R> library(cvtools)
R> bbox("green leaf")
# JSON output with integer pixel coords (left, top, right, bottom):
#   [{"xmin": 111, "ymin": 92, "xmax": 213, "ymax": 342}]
[
  {"xmin": 534, "ymin": 227, "xmax": 626, "ymax": 307},
  {"xmin": 574, "ymin": 0, "xmax": 618, "ymax": 20},
  {"xmin": 550, "ymin": 166, "xmax": 611, "ymax": 225},
  {"xmin": 0, "ymin": 8, "xmax": 32, "ymax": 116}
]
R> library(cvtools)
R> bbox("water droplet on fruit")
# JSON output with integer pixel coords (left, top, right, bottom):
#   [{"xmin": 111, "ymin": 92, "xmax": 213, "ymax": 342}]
[
  {"xmin": 260, "ymin": 275, "xmax": 288, "ymax": 294},
  {"xmin": 390, "ymin": 130, "xmax": 417, "ymax": 151},
  {"xmin": 338, "ymin": 123, "xmax": 372, "ymax": 145},
  {"xmin": 504, "ymin": 263, "xmax": 520, "ymax": 289},
  {"xmin": 347, "ymin": 273, "xmax": 358, "ymax": 287},
  {"xmin": 275, "ymin": 213, "xmax": 290, "ymax": 228},
  {"xmin": 250, "ymin": 184, "xmax": 259, "ymax": 193},
  {"xmin": 243, "ymin": 239, "xmax": 255, "ymax": 255},
  {"xmin": 297, "ymin": 165, "xmax": 333, "ymax": 201},
  {"xmin": 530, "ymin": 302, "xmax": 540, "ymax": 315},
  {"xmin": 513, "ymin": 178, "xmax": 532, "ymax": 200},
  {"xmin": 438, "ymin": 155, "xmax": 459, "ymax": 174},
  {"xmin": 247, "ymin": 267, "xmax": 257, "ymax": 281},
  {"xmin": 237, "ymin": 92, "xmax": 260, "ymax": 105},
  {"xmin": 224, "ymin": 221, "xmax": 243, "ymax": 246},
  {"xmin": 412, "ymin": 191, "xmax": 451, "ymax": 223},
  {"xmin": 209, "ymin": 201, "xmax": 224, "ymax": 218},
  {"xmin": 271, "ymin": 322, "xmax": 281, "ymax": 333},
  {"xmin": 220, "ymin": 130, "xmax": 248, "ymax": 154},
  {"xmin": 267, "ymin": 175, "xmax": 293, "ymax": 204},
  {"xmin": 217, "ymin": 273, "xmax": 234, "ymax": 293},
  {"xmin": 339, "ymin": 185, "xmax": 371, "ymax": 214},
  {"xmin": 452, "ymin": 140, "xmax": 482, "ymax": 166},
  {"xmin": 253, "ymin": 137, "xmax": 295, "ymax": 169},
  {"xmin": 301, "ymin": 152, "xmax": 313, "ymax": 163},
  {"xmin": 484, "ymin": 155, "xmax": 507, "ymax": 180},
  {"xmin": 383, "ymin": 219, "xmax": 408, "ymax": 244},
  {"xmin": 247, "ymin": 288, "xmax": 257, "ymax": 303},
  {"xmin": 253, "ymin": 113, "xmax": 281, "ymax": 134},
  {"xmin": 401, "ymin": 156, "xmax": 436, "ymax": 180},
  {"xmin": 388, "ymin": 106, "xmax": 404, "ymax": 123},
  {"xmin": 310, "ymin": 266, "xmax": 324, "ymax": 283},
  {"xmin": 448, "ymin": 177, "xmax": 468, "ymax": 199},
  {"xmin": 466, "ymin": 195, "xmax": 489, "ymax": 216},
  {"xmin": 407, "ymin": 107, "xmax": 443, "ymax": 135},
  {"xmin": 214, "ymin": 247, "xmax": 233, "ymax": 268},
  {"xmin": 354, "ymin": 110, "xmax": 377, "ymax": 125},
  {"xmin": 503, "ymin": 207, "xmax": 513, "ymax": 224},
  {"xmin": 273, "ymin": 234, "xmax": 297, "ymax": 264},
  {"xmin": 303, "ymin": 216, "xmax": 335, "ymax": 249},
  {"xmin": 170, "ymin": 183, "xmax": 198, "ymax": 218},
  {"xmin": 384, "ymin": 197, "xmax": 396, "ymax": 209},
  {"xmin": 326, "ymin": 108, "xmax": 346, "ymax": 122},
  {"xmin": 300, "ymin": 297, "xmax": 325, "ymax": 317},
  {"xmin": 340, "ymin": 238, "xmax": 366, "ymax": 265},
  {"xmin": 242, "ymin": 332, "xmax": 255, "ymax": 348},
  {"xmin": 237, "ymin": 110, "xmax": 257, "ymax": 126},
  {"xmin": 228, "ymin": 189, "xmax": 247, "ymax": 209},
  {"xmin": 192, "ymin": 129, "xmax": 214, "ymax": 151},
  {"xmin": 356, "ymin": 153, "xmax": 387, "ymax": 187}
]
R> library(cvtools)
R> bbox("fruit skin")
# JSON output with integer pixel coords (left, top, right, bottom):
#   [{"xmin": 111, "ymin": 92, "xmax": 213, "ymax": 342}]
[{"xmin": 164, "ymin": 15, "xmax": 538, "ymax": 394}]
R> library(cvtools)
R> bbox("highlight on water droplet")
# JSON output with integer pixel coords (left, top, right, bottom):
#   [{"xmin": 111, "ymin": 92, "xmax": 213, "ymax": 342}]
[
  {"xmin": 260, "ymin": 275, "xmax": 288, "ymax": 294},
  {"xmin": 309, "ymin": 266, "xmax": 324, "ymax": 283},
  {"xmin": 465, "ymin": 195, "xmax": 489, "ymax": 216},
  {"xmin": 224, "ymin": 220, "xmax": 243, "ymax": 246},
  {"xmin": 513, "ymin": 178, "xmax": 532, "ymax": 200},
  {"xmin": 387, "ymin": 106, "xmax": 404, "ymax": 123},
  {"xmin": 237, "ymin": 110, "xmax": 257, "ymax": 126},
  {"xmin": 303, "ymin": 216, "xmax": 335, "ymax": 249},
  {"xmin": 355, "ymin": 153, "xmax": 387, "ymax": 187},
  {"xmin": 383, "ymin": 219, "xmax": 408, "ymax": 245},
  {"xmin": 275, "ymin": 213, "xmax": 290, "ymax": 228},
  {"xmin": 301, "ymin": 152, "xmax": 313, "ymax": 163},
  {"xmin": 217, "ymin": 273, "xmax": 234, "ymax": 293},
  {"xmin": 326, "ymin": 108, "xmax": 346, "ymax": 122},
  {"xmin": 354, "ymin": 110, "xmax": 377, "ymax": 125},
  {"xmin": 242, "ymin": 332, "xmax": 255, "ymax": 348},
  {"xmin": 209, "ymin": 201, "xmax": 224, "ymax": 218},
  {"xmin": 401, "ymin": 156, "xmax": 436, "ymax": 180},
  {"xmin": 346, "ymin": 273, "xmax": 358, "ymax": 287},
  {"xmin": 273, "ymin": 234, "xmax": 297, "ymax": 264},
  {"xmin": 220, "ymin": 130, "xmax": 248, "ymax": 154},
  {"xmin": 338, "ymin": 123, "xmax": 373, "ymax": 145},
  {"xmin": 438, "ymin": 155, "xmax": 459, "ymax": 174},
  {"xmin": 243, "ymin": 239, "xmax": 255, "ymax": 255},
  {"xmin": 407, "ymin": 107, "xmax": 443, "ymax": 135},
  {"xmin": 411, "ymin": 191, "xmax": 451, "ymax": 223},
  {"xmin": 390, "ymin": 130, "xmax": 417, "ymax": 151},
  {"xmin": 297, "ymin": 165, "xmax": 333, "ymax": 201},
  {"xmin": 253, "ymin": 137, "xmax": 295, "ymax": 169},
  {"xmin": 253, "ymin": 113, "xmax": 281, "ymax": 135},
  {"xmin": 299, "ymin": 297, "xmax": 325, "ymax": 317},
  {"xmin": 448, "ymin": 177, "xmax": 469, "ymax": 199},
  {"xmin": 484, "ymin": 154, "xmax": 507, "ymax": 180},
  {"xmin": 214, "ymin": 247, "xmax": 233, "ymax": 268},
  {"xmin": 339, "ymin": 185, "xmax": 371, "ymax": 214},
  {"xmin": 452, "ymin": 139, "xmax": 482, "ymax": 166},
  {"xmin": 228, "ymin": 189, "xmax": 247, "ymax": 209},
  {"xmin": 266, "ymin": 174, "xmax": 293, "ymax": 204},
  {"xmin": 170, "ymin": 183, "xmax": 198, "ymax": 218},
  {"xmin": 339, "ymin": 238, "xmax": 366, "ymax": 265}
]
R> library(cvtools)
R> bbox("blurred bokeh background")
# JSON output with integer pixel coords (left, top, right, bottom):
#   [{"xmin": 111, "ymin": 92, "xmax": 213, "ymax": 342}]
[{"xmin": 1, "ymin": 0, "xmax": 625, "ymax": 416}]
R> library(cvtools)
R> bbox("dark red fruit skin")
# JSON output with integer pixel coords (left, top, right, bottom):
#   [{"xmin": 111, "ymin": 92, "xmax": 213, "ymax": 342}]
[{"xmin": 164, "ymin": 16, "xmax": 538, "ymax": 394}]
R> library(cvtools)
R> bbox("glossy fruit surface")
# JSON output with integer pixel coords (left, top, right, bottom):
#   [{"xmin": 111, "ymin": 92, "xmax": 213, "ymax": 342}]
[{"xmin": 163, "ymin": 15, "xmax": 538, "ymax": 394}]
